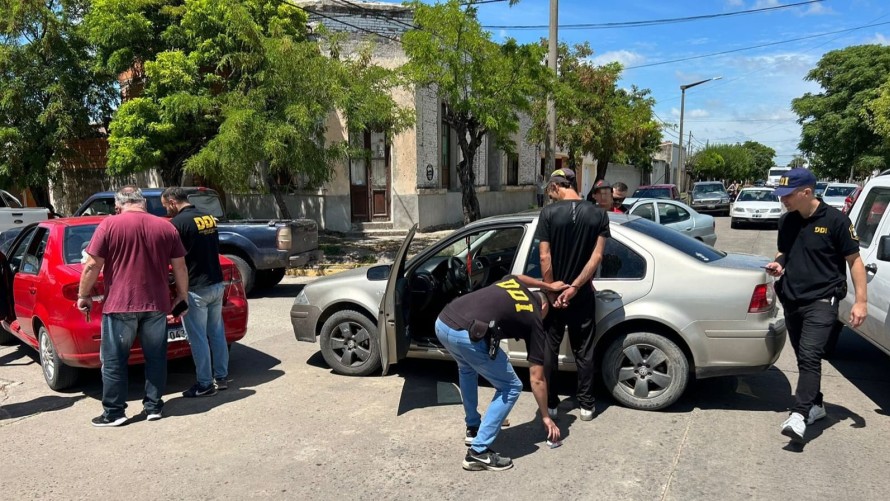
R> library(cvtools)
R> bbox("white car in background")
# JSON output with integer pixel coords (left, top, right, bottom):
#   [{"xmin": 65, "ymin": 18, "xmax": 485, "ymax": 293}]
[
  {"xmin": 821, "ymin": 183, "xmax": 859, "ymax": 211},
  {"xmin": 626, "ymin": 199, "xmax": 717, "ymax": 246},
  {"xmin": 730, "ymin": 187, "xmax": 784, "ymax": 228}
]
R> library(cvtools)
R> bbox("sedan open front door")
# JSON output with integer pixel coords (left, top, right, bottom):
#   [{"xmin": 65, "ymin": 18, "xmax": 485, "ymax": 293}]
[{"xmin": 378, "ymin": 224, "xmax": 417, "ymax": 375}]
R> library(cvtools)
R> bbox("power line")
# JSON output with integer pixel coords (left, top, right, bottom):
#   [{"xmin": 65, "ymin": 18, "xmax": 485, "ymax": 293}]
[
  {"xmin": 483, "ymin": 0, "xmax": 824, "ymax": 30},
  {"xmin": 280, "ymin": 0, "xmax": 404, "ymax": 44},
  {"xmin": 626, "ymin": 20, "xmax": 890, "ymax": 70}
]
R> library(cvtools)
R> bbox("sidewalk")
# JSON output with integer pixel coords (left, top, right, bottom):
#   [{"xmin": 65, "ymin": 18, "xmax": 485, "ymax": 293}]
[{"xmin": 288, "ymin": 228, "xmax": 454, "ymax": 277}]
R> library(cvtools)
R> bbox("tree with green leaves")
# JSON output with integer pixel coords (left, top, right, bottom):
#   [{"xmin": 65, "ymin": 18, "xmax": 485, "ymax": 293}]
[
  {"xmin": 741, "ymin": 140, "xmax": 775, "ymax": 179},
  {"xmin": 788, "ymin": 155, "xmax": 807, "ymax": 168},
  {"xmin": 792, "ymin": 44, "xmax": 890, "ymax": 180},
  {"xmin": 401, "ymin": 0, "xmax": 548, "ymax": 223},
  {"xmin": 528, "ymin": 42, "xmax": 661, "ymax": 185},
  {"xmin": 87, "ymin": 0, "xmax": 412, "ymax": 217},
  {"xmin": 0, "ymin": 0, "xmax": 116, "ymax": 207},
  {"xmin": 688, "ymin": 143, "xmax": 755, "ymax": 181}
]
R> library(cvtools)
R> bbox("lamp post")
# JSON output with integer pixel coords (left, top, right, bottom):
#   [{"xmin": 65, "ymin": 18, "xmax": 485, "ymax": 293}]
[{"xmin": 678, "ymin": 76, "xmax": 721, "ymax": 192}]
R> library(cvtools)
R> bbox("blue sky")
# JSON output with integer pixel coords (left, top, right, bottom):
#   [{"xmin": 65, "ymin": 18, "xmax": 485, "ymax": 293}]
[{"xmin": 413, "ymin": 0, "xmax": 890, "ymax": 164}]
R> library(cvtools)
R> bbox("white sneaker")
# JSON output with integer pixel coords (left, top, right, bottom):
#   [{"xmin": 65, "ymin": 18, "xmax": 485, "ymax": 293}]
[
  {"xmin": 547, "ymin": 408, "xmax": 557, "ymax": 419},
  {"xmin": 580, "ymin": 408, "xmax": 595, "ymax": 421},
  {"xmin": 781, "ymin": 412, "xmax": 806, "ymax": 442},
  {"xmin": 807, "ymin": 404, "xmax": 827, "ymax": 425}
]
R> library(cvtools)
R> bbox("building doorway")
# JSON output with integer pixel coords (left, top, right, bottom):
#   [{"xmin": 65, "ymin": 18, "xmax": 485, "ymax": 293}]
[{"xmin": 350, "ymin": 131, "xmax": 391, "ymax": 222}]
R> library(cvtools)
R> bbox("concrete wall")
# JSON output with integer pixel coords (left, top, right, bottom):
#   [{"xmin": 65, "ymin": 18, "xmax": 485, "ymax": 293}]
[
  {"xmin": 227, "ymin": 192, "xmax": 353, "ymax": 233},
  {"xmin": 51, "ymin": 168, "xmax": 163, "ymax": 215}
]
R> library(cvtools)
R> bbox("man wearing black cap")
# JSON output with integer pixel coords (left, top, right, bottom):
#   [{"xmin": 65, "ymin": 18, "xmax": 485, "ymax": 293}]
[
  {"xmin": 764, "ymin": 167, "xmax": 868, "ymax": 443},
  {"xmin": 536, "ymin": 168, "xmax": 609, "ymax": 421},
  {"xmin": 588, "ymin": 180, "xmax": 624, "ymax": 213}
]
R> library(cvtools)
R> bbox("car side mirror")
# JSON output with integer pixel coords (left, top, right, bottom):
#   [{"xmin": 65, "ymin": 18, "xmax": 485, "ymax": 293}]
[{"xmin": 878, "ymin": 235, "xmax": 890, "ymax": 262}]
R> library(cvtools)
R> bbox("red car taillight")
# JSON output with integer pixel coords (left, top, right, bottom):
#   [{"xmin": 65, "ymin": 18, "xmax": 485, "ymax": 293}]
[
  {"xmin": 62, "ymin": 281, "xmax": 105, "ymax": 301},
  {"xmin": 222, "ymin": 263, "xmax": 246, "ymax": 303},
  {"xmin": 748, "ymin": 283, "xmax": 773, "ymax": 313}
]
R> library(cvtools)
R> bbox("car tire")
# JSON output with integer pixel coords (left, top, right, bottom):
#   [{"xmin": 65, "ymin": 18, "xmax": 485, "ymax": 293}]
[
  {"xmin": 38, "ymin": 324, "xmax": 78, "ymax": 390},
  {"xmin": 224, "ymin": 254, "xmax": 255, "ymax": 295},
  {"xmin": 320, "ymin": 310, "xmax": 381, "ymax": 377},
  {"xmin": 730, "ymin": 218, "xmax": 738, "ymax": 229},
  {"xmin": 256, "ymin": 268, "xmax": 286, "ymax": 289},
  {"xmin": 602, "ymin": 332, "xmax": 689, "ymax": 411},
  {"xmin": 823, "ymin": 320, "xmax": 844, "ymax": 358}
]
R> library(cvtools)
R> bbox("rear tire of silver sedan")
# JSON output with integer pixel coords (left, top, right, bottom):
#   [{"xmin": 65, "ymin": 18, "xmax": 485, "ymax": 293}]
[
  {"xmin": 38, "ymin": 325, "xmax": 78, "ymax": 391},
  {"xmin": 320, "ymin": 310, "xmax": 381, "ymax": 376},
  {"xmin": 602, "ymin": 332, "xmax": 689, "ymax": 411}
]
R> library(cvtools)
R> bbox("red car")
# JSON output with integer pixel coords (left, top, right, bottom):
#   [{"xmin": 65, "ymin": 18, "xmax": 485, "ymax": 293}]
[{"xmin": 0, "ymin": 217, "xmax": 249, "ymax": 390}]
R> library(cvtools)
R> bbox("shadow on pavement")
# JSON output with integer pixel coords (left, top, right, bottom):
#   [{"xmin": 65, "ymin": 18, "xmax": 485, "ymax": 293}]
[
  {"xmin": 668, "ymin": 367, "xmax": 794, "ymax": 414},
  {"xmin": 0, "ymin": 343, "xmax": 37, "ymax": 366},
  {"xmin": 497, "ymin": 413, "xmax": 578, "ymax": 460},
  {"xmin": 247, "ymin": 282, "xmax": 304, "ymax": 299},
  {"xmin": 825, "ymin": 327, "xmax": 890, "ymax": 415},
  {"xmin": 782, "ymin": 401, "xmax": 866, "ymax": 453},
  {"xmin": 0, "ymin": 394, "xmax": 87, "ymax": 420}
]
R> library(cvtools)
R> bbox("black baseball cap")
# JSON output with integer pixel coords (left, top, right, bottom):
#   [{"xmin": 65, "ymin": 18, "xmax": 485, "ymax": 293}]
[{"xmin": 773, "ymin": 168, "xmax": 817, "ymax": 197}]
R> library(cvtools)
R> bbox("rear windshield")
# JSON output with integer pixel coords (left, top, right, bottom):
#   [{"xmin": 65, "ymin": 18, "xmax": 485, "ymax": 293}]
[
  {"xmin": 633, "ymin": 188, "xmax": 671, "ymax": 199},
  {"xmin": 737, "ymin": 190, "xmax": 778, "ymax": 202},
  {"xmin": 692, "ymin": 183, "xmax": 726, "ymax": 194},
  {"xmin": 187, "ymin": 193, "xmax": 225, "ymax": 219},
  {"xmin": 769, "ymin": 168, "xmax": 789, "ymax": 177},
  {"xmin": 64, "ymin": 224, "xmax": 99, "ymax": 264},
  {"xmin": 624, "ymin": 217, "xmax": 726, "ymax": 263},
  {"xmin": 824, "ymin": 186, "xmax": 856, "ymax": 198}
]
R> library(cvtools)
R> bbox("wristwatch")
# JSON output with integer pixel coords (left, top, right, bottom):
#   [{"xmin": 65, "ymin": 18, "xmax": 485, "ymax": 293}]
[{"xmin": 78, "ymin": 294, "xmax": 92, "ymax": 300}]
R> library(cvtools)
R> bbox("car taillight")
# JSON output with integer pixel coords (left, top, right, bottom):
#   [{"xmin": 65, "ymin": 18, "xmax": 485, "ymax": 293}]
[
  {"xmin": 276, "ymin": 226, "xmax": 292, "ymax": 251},
  {"xmin": 748, "ymin": 283, "xmax": 773, "ymax": 313},
  {"xmin": 222, "ymin": 263, "xmax": 245, "ymax": 303},
  {"xmin": 62, "ymin": 281, "xmax": 105, "ymax": 301}
]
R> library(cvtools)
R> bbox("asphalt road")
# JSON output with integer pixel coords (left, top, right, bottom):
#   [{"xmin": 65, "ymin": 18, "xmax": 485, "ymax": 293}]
[{"xmin": 2, "ymin": 216, "xmax": 890, "ymax": 500}]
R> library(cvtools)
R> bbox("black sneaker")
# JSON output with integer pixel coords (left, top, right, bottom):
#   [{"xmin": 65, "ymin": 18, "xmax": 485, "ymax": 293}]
[
  {"xmin": 462, "ymin": 448, "xmax": 514, "ymax": 471},
  {"xmin": 464, "ymin": 426, "xmax": 479, "ymax": 446},
  {"xmin": 91, "ymin": 414, "xmax": 127, "ymax": 427},
  {"xmin": 182, "ymin": 383, "xmax": 218, "ymax": 398},
  {"xmin": 214, "ymin": 378, "xmax": 228, "ymax": 390}
]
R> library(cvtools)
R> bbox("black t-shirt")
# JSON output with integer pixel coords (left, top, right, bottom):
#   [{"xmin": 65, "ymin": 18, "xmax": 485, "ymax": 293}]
[
  {"xmin": 534, "ymin": 199, "xmax": 610, "ymax": 293},
  {"xmin": 777, "ymin": 201, "xmax": 860, "ymax": 302},
  {"xmin": 438, "ymin": 276, "xmax": 546, "ymax": 365},
  {"xmin": 170, "ymin": 205, "xmax": 224, "ymax": 288}
]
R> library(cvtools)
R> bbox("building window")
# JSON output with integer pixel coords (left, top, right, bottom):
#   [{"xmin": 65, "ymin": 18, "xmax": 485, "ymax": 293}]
[
  {"xmin": 506, "ymin": 152, "xmax": 519, "ymax": 186},
  {"xmin": 441, "ymin": 103, "xmax": 452, "ymax": 190}
]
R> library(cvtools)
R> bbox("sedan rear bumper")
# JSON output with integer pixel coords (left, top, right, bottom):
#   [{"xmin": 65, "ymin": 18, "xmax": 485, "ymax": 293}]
[{"xmin": 694, "ymin": 319, "xmax": 786, "ymax": 379}]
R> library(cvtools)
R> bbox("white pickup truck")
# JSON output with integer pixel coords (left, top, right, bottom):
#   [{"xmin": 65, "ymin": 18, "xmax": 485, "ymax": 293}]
[{"xmin": 0, "ymin": 189, "xmax": 50, "ymax": 233}]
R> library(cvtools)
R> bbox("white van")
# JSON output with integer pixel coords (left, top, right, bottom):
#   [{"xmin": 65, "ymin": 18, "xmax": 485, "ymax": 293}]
[
  {"xmin": 766, "ymin": 166, "xmax": 791, "ymax": 187},
  {"xmin": 837, "ymin": 173, "xmax": 890, "ymax": 355}
]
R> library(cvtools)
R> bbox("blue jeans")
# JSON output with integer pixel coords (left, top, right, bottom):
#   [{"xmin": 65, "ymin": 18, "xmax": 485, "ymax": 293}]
[
  {"xmin": 435, "ymin": 318, "xmax": 523, "ymax": 453},
  {"xmin": 100, "ymin": 311, "xmax": 168, "ymax": 418},
  {"xmin": 182, "ymin": 282, "xmax": 228, "ymax": 386}
]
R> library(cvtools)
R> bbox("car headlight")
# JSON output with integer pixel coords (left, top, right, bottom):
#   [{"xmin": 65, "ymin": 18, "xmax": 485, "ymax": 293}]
[
  {"xmin": 734, "ymin": 207, "xmax": 744, "ymax": 212},
  {"xmin": 769, "ymin": 208, "xmax": 781, "ymax": 213},
  {"xmin": 720, "ymin": 197, "xmax": 729, "ymax": 203},
  {"xmin": 294, "ymin": 289, "xmax": 310, "ymax": 305}
]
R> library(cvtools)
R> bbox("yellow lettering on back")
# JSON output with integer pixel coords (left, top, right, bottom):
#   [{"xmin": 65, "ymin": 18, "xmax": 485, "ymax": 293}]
[
  {"xmin": 814, "ymin": 226, "xmax": 828, "ymax": 234},
  {"xmin": 507, "ymin": 289, "xmax": 529, "ymax": 302},
  {"xmin": 202, "ymin": 215, "xmax": 216, "ymax": 229},
  {"xmin": 496, "ymin": 278, "xmax": 520, "ymax": 289},
  {"xmin": 194, "ymin": 217, "xmax": 206, "ymax": 230},
  {"xmin": 515, "ymin": 303, "xmax": 534, "ymax": 313}
]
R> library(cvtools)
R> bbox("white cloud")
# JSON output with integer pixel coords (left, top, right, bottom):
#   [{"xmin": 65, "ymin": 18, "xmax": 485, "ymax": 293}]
[
  {"xmin": 687, "ymin": 37, "xmax": 710, "ymax": 46},
  {"xmin": 731, "ymin": 52, "xmax": 818, "ymax": 76},
  {"xmin": 589, "ymin": 50, "xmax": 645, "ymax": 68},
  {"xmin": 867, "ymin": 33, "xmax": 890, "ymax": 45},
  {"xmin": 752, "ymin": 0, "xmax": 781, "ymax": 8},
  {"xmin": 725, "ymin": 0, "xmax": 745, "ymax": 7},
  {"xmin": 668, "ymin": 108, "xmax": 711, "ymax": 119}
]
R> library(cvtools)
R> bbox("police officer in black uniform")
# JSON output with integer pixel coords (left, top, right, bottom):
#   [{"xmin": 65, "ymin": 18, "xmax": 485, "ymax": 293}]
[
  {"xmin": 435, "ymin": 274, "xmax": 566, "ymax": 471},
  {"xmin": 765, "ymin": 168, "xmax": 867, "ymax": 443}
]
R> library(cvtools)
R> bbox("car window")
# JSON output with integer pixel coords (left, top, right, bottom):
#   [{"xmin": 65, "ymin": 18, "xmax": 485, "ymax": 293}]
[
  {"xmin": 1, "ymin": 191, "xmax": 23, "ymax": 208},
  {"xmin": 64, "ymin": 224, "xmax": 99, "ymax": 264},
  {"xmin": 187, "ymin": 193, "xmax": 225, "ymax": 219},
  {"xmin": 633, "ymin": 188, "xmax": 671, "ymax": 199},
  {"xmin": 596, "ymin": 239, "xmax": 646, "ymax": 280},
  {"xmin": 737, "ymin": 190, "xmax": 777, "ymax": 202},
  {"xmin": 630, "ymin": 202, "xmax": 656, "ymax": 221},
  {"xmin": 624, "ymin": 218, "xmax": 726, "ymax": 263},
  {"xmin": 7, "ymin": 226, "xmax": 37, "ymax": 273},
  {"xmin": 854, "ymin": 188, "xmax": 890, "ymax": 248},
  {"xmin": 20, "ymin": 228, "xmax": 49, "ymax": 275},
  {"xmin": 81, "ymin": 198, "xmax": 116, "ymax": 216},
  {"xmin": 824, "ymin": 186, "xmax": 856, "ymax": 197},
  {"xmin": 693, "ymin": 184, "xmax": 726, "ymax": 195},
  {"xmin": 432, "ymin": 226, "xmax": 525, "ymax": 278},
  {"xmin": 658, "ymin": 202, "xmax": 689, "ymax": 224}
]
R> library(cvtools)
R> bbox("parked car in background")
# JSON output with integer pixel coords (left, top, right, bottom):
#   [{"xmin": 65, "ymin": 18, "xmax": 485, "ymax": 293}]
[
  {"xmin": 730, "ymin": 187, "xmax": 783, "ymax": 228},
  {"xmin": 821, "ymin": 183, "xmax": 859, "ymax": 212},
  {"xmin": 622, "ymin": 184, "xmax": 681, "ymax": 207},
  {"xmin": 843, "ymin": 185, "xmax": 863, "ymax": 214},
  {"xmin": 690, "ymin": 181, "xmax": 731, "ymax": 216},
  {"xmin": 74, "ymin": 187, "xmax": 320, "ymax": 293},
  {"xmin": 815, "ymin": 181, "xmax": 830, "ymax": 197},
  {"xmin": 0, "ymin": 227, "xmax": 23, "ymax": 255},
  {"xmin": 0, "ymin": 217, "xmax": 249, "ymax": 390},
  {"xmin": 837, "ymin": 175, "xmax": 890, "ymax": 356},
  {"xmin": 766, "ymin": 166, "xmax": 791, "ymax": 187},
  {"xmin": 626, "ymin": 199, "xmax": 717, "ymax": 246},
  {"xmin": 291, "ymin": 212, "xmax": 785, "ymax": 411},
  {"xmin": 0, "ymin": 189, "xmax": 50, "ymax": 233}
]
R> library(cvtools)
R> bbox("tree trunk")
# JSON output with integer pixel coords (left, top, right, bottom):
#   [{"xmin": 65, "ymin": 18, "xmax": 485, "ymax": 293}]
[
  {"xmin": 457, "ymin": 156, "xmax": 481, "ymax": 224},
  {"xmin": 265, "ymin": 172, "xmax": 292, "ymax": 220},
  {"xmin": 27, "ymin": 183, "xmax": 54, "ymax": 214},
  {"xmin": 595, "ymin": 151, "xmax": 613, "ymax": 182}
]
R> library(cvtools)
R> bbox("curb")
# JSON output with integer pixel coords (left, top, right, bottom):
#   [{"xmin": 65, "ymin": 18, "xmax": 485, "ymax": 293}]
[{"xmin": 287, "ymin": 263, "xmax": 369, "ymax": 277}]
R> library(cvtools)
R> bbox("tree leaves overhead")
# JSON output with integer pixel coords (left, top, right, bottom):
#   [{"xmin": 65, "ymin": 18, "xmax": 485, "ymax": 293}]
[
  {"xmin": 0, "ymin": 0, "xmax": 116, "ymax": 204},
  {"xmin": 792, "ymin": 44, "xmax": 890, "ymax": 180},
  {"xmin": 87, "ymin": 0, "xmax": 412, "ymax": 195}
]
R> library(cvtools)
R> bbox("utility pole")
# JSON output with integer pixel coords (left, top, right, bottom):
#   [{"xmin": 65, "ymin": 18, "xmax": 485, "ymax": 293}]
[
  {"xmin": 678, "ymin": 76, "xmax": 721, "ymax": 193},
  {"xmin": 546, "ymin": 0, "xmax": 558, "ymax": 176}
]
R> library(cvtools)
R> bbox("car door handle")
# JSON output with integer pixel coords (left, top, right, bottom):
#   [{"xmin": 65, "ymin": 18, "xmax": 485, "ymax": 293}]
[
  {"xmin": 595, "ymin": 289, "xmax": 622, "ymax": 302},
  {"xmin": 865, "ymin": 263, "xmax": 878, "ymax": 274}
]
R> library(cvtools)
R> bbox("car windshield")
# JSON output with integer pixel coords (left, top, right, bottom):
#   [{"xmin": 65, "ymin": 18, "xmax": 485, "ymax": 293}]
[
  {"xmin": 824, "ymin": 186, "xmax": 856, "ymax": 197},
  {"xmin": 187, "ymin": 192, "xmax": 225, "ymax": 219},
  {"xmin": 624, "ymin": 217, "xmax": 726, "ymax": 263},
  {"xmin": 632, "ymin": 188, "xmax": 671, "ymax": 199},
  {"xmin": 769, "ymin": 169, "xmax": 789, "ymax": 177},
  {"xmin": 736, "ymin": 190, "xmax": 778, "ymax": 202},
  {"xmin": 64, "ymin": 224, "xmax": 99, "ymax": 264},
  {"xmin": 693, "ymin": 184, "xmax": 726, "ymax": 195}
]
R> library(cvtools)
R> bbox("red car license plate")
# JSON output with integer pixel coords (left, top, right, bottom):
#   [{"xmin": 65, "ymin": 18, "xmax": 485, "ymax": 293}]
[{"xmin": 167, "ymin": 327, "xmax": 187, "ymax": 342}]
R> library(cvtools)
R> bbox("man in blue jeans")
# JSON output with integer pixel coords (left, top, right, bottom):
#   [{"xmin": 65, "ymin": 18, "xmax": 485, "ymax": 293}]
[
  {"xmin": 436, "ymin": 275, "xmax": 565, "ymax": 471},
  {"xmin": 78, "ymin": 186, "xmax": 188, "ymax": 426},
  {"xmin": 162, "ymin": 187, "xmax": 229, "ymax": 397}
]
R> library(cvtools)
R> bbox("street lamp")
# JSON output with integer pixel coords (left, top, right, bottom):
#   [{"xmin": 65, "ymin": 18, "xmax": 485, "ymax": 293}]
[{"xmin": 678, "ymin": 76, "xmax": 721, "ymax": 192}]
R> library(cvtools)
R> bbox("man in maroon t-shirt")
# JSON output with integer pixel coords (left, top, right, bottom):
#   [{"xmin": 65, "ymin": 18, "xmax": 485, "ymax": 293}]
[{"xmin": 77, "ymin": 186, "xmax": 188, "ymax": 427}]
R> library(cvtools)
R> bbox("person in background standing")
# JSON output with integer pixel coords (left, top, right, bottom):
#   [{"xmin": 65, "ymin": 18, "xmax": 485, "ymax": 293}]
[{"xmin": 612, "ymin": 182, "xmax": 629, "ymax": 213}]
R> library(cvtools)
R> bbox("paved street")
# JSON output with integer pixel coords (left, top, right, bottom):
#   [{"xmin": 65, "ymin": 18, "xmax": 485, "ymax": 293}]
[{"xmin": 2, "ymin": 217, "xmax": 890, "ymax": 500}]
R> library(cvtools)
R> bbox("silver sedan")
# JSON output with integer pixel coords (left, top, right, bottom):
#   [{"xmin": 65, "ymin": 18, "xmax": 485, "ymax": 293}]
[
  {"xmin": 291, "ymin": 212, "xmax": 785, "ymax": 411},
  {"xmin": 626, "ymin": 199, "xmax": 717, "ymax": 246}
]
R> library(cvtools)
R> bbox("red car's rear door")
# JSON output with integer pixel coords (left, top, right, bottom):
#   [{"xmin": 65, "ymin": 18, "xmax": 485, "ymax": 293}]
[{"xmin": 11, "ymin": 226, "xmax": 49, "ymax": 338}]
